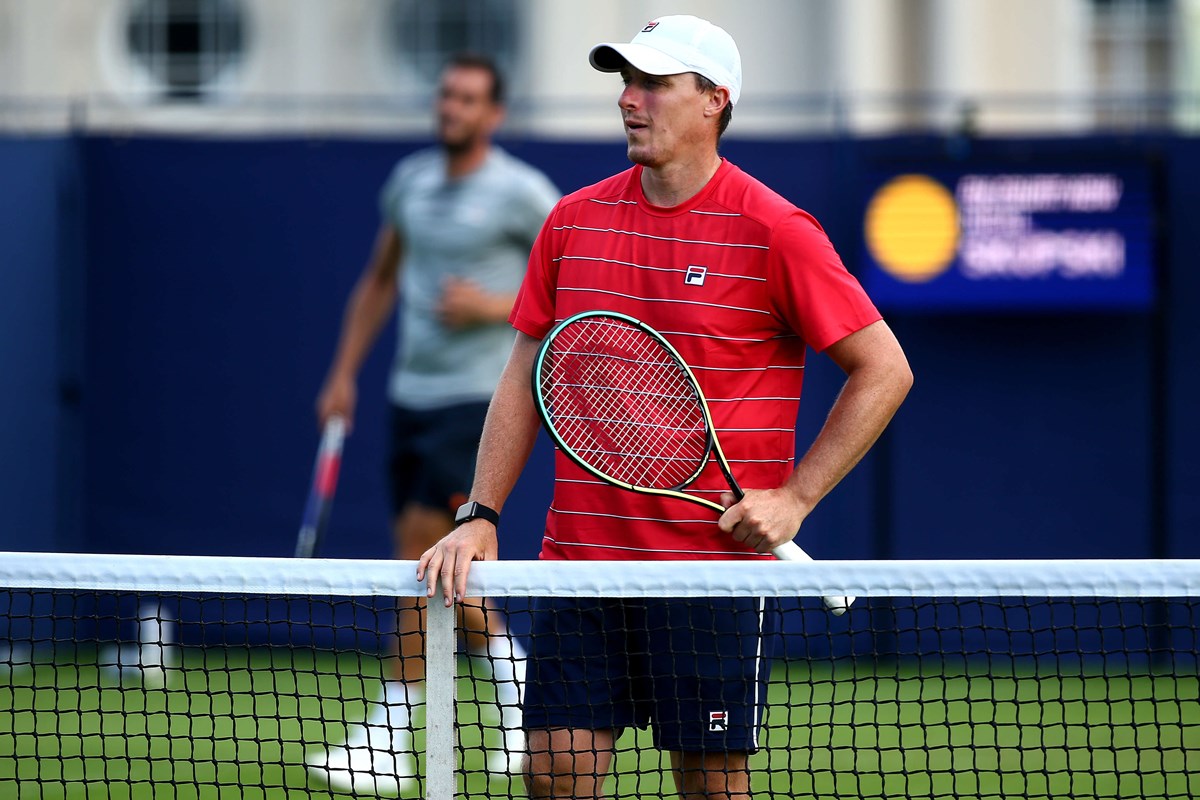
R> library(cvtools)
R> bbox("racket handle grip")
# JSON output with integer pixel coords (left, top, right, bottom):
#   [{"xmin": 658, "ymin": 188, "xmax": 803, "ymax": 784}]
[
  {"xmin": 294, "ymin": 527, "xmax": 317, "ymax": 559},
  {"xmin": 771, "ymin": 540, "xmax": 856, "ymax": 616}
]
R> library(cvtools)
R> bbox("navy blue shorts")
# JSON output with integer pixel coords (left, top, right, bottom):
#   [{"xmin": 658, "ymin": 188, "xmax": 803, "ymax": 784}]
[
  {"xmin": 522, "ymin": 596, "xmax": 781, "ymax": 752},
  {"xmin": 387, "ymin": 402, "xmax": 489, "ymax": 515}
]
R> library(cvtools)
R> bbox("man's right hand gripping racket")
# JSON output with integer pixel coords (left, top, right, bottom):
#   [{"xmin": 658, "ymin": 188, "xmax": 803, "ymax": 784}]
[
  {"xmin": 294, "ymin": 415, "xmax": 346, "ymax": 559},
  {"xmin": 533, "ymin": 310, "xmax": 855, "ymax": 615}
]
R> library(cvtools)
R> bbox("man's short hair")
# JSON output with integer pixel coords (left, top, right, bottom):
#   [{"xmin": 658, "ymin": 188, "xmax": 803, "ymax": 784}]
[
  {"xmin": 694, "ymin": 74, "xmax": 733, "ymax": 138},
  {"xmin": 445, "ymin": 53, "xmax": 505, "ymax": 105}
]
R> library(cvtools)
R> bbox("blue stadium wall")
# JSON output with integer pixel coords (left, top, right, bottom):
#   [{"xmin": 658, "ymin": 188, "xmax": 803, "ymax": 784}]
[{"xmin": 2, "ymin": 132, "xmax": 1197, "ymax": 569}]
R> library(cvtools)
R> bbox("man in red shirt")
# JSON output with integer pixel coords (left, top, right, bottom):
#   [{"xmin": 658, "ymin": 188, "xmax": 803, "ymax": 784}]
[{"xmin": 420, "ymin": 14, "xmax": 912, "ymax": 799}]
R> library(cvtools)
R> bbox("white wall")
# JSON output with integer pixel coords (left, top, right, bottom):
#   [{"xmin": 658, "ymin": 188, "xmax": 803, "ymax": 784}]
[
  {"xmin": 925, "ymin": 0, "xmax": 1093, "ymax": 132},
  {"xmin": 0, "ymin": 0, "xmax": 1180, "ymax": 136}
]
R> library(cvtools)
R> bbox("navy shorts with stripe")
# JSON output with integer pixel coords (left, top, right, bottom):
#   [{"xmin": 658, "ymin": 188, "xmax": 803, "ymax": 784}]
[
  {"xmin": 387, "ymin": 401, "xmax": 489, "ymax": 514},
  {"xmin": 522, "ymin": 596, "xmax": 781, "ymax": 752}
]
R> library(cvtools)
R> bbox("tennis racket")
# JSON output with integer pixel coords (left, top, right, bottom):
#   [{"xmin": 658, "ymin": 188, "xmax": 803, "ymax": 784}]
[
  {"xmin": 533, "ymin": 311, "xmax": 854, "ymax": 615},
  {"xmin": 294, "ymin": 415, "xmax": 346, "ymax": 558}
]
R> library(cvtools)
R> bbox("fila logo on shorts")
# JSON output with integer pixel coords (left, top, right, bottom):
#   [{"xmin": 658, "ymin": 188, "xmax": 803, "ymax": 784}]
[
  {"xmin": 708, "ymin": 710, "xmax": 727, "ymax": 732},
  {"xmin": 685, "ymin": 265, "xmax": 708, "ymax": 286}
]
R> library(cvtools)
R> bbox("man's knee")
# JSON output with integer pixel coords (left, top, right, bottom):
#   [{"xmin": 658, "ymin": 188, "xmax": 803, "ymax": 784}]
[
  {"xmin": 523, "ymin": 755, "xmax": 574, "ymax": 799},
  {"xmin": 523, "ymin": 748, "xmax": 606, "ymax": 798},
  {"xmin": 673, "ymin": 750, "xmax": 751, "ymax": 800}
]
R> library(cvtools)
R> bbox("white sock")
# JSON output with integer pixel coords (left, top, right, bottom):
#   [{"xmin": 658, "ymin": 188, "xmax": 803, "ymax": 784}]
[
  {"xmin": 362, "ymin": 681, "xmax": 423, "ymax": 751},
  {"xmin": 383, "ymin": 680, "xmax": 424, "ymax": 710},
  {"xmin": 478, "ymin": 635, "xmax": 525, "ymax": 730}
]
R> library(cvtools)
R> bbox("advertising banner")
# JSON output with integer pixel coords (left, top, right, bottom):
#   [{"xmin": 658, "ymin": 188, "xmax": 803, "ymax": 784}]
[{"xmin": 861, "ymin": 167, "xmax": 1155, "ymax": 310}]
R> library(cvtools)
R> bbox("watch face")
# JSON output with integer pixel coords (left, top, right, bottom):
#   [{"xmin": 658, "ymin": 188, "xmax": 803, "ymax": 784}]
[{"xmin": 454, "ymin": 501, "xmax": 498, "ymax": 526}]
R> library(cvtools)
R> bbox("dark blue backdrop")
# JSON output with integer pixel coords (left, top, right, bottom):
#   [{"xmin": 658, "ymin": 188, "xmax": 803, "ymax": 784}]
[
  {"xmin": 2, "ymin": 132, "xmax": 1196, "ymax": 569},
  {"xmin": 0, "ymin": 137, "xmax": 85, "ymax": 555}
]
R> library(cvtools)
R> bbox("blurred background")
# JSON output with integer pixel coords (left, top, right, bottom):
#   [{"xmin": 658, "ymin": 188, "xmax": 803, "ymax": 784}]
[{"xmin": 2, "ymin": 0, "xmax": 1196, "ymax": 564}]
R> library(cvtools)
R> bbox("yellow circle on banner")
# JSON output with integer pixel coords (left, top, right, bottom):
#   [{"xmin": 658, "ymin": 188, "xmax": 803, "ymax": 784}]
[{"xmin": 864, "ymin": 174, "xmax": 959, "ymax": 283}]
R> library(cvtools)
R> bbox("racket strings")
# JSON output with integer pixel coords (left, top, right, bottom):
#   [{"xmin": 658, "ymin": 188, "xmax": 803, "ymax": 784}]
[{"xmin": 541, "ymin": 317, "xmax": 710, "ymax": 490}]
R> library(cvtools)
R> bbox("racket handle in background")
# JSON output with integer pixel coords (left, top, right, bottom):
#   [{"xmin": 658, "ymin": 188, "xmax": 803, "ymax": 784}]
[
  {"xmin": 771, "ymin": 540, "xmax": 856, "ymax": 616},
  {"xmin": 294, "ymin": 415, "xmax": 347, "ymax": 559}
]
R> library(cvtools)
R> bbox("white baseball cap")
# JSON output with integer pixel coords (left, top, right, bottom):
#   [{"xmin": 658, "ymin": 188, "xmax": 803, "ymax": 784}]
[{"xmin": 589, "ymin": 15, "xmax": 742, "ymax": 106}]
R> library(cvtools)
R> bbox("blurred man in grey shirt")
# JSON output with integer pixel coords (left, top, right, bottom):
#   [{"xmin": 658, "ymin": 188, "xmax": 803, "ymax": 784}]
[{"xmin": 310, "ymin": 52, "xmax": 559, "ymax": 795}]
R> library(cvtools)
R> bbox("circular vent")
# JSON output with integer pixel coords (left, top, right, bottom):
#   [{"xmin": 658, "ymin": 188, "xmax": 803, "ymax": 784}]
[
  {"xmin": 126, "ymin": 0, "xmax": 247, "ymax": 100},
  {"xmin": 387, "ymin": 0, "xmax": 518, "ymax": 87}
]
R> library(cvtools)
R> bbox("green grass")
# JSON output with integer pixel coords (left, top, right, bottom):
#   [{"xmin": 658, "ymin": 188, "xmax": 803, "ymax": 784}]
[
  {"xmin": 0, "ymin": 648, "xmax": 381, "ymax": 800},
  {"xmin": 0, "ymin": 651, "xmax": 1197, "ymax": 799},
  {"xmin": 756, "ymin": 661, "xmax": 1200, "ymax": 800}
]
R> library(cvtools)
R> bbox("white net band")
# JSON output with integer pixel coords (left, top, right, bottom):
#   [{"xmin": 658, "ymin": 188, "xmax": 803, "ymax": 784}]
[{"xmin": 0, "ymin": 551, "xmax": 1197, "ymax": 598}]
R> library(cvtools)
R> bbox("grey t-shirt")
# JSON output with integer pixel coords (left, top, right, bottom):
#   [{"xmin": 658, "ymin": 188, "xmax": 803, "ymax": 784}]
[{"xmin": 380, "ymin": 146, "xmax": 559, "ymax": 409}]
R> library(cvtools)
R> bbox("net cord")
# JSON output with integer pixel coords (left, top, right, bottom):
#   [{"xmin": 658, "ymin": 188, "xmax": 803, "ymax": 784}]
[{"xmin": 0, "ymin": 552, "xmax": 1198, "ymax": 598}]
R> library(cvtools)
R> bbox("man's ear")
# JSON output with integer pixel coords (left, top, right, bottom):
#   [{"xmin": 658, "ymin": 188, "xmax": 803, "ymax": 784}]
[
  {"xmin": 704, "ymin": 86, "xmax": 731, "ymax": 119},
  {"xmin": 485, "ymin": 102, "xmax": 507, "ymax": 135}
]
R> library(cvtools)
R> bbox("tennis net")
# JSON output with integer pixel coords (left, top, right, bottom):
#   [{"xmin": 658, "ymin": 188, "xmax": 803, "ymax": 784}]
[{"xmin": 0, "ymin": 553, "xmax": 1197, "ymax": 799}]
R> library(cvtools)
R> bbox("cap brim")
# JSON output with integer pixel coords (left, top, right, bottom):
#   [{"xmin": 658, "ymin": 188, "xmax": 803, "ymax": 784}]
[{"xmin": 589, "ymin": 42, "xmax": 691, "ymax": 77}]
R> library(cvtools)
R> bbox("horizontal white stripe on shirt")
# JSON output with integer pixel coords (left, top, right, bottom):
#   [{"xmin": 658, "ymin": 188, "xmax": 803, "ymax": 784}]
[
  {"xmin": 688, "ymin": 363, "xmax": 805, "ymax": 373},
  {"xmin": 707, "ymin": 395, "xmax": 803, "ymax": 403},
  {"xmin": 556, "ymin": 254, "xmax": 766, "ymax": 283},
  {"xmin": 550, "ymin": 506, "xmax": 719, "ymax": 524},
  {"xmin": 553, "ymin": 224, "xmax": 770, "ymax": 251},
  {"xmin": 649, "ymin": 328, "xmax": 802, "ymax": 345},
  {"xmin": 552, "ymin": 478, "xmax": 776, "ymax": 495},
  {"xmin": 556, "ymin": 286, "xmax": 773, "ymax": 316},
  {"xmin": 542, "ymin": 535, "xmax": 772, "ymax": 558}
]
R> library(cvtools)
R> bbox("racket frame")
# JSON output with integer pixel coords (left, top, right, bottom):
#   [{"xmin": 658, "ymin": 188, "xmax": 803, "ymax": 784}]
[
  {"xmin": 294, "ymin": 414, "xmax": 346, "ymax": 559},
  {"xmin": 533, "ymin": 310, "xmax": 855, "ymax": 615}
]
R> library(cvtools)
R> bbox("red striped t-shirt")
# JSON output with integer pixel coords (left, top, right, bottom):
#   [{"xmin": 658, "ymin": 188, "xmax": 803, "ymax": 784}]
[{"xmin": 511, "ymin": 159, "xmax": 881, "ymax": 561}]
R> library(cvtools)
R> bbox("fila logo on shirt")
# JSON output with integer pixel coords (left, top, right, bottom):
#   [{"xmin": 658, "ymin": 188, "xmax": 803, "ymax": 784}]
[
  {"xmin": 708, "ymin": 710, "xmax": 728, "ymax": 732},
  {"xmin": 685, "ymin": 265, "xmax": 708, "ymax": 286}
]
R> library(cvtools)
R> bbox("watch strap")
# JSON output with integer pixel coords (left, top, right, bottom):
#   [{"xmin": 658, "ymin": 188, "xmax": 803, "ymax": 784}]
[{"xmin": 455, "ymin": 500, "xmax": 500, "ymax": 527}]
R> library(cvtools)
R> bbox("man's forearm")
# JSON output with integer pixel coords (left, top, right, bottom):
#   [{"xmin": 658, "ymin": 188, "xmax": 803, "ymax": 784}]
[
  {"xmin": 416, "ymin": 334, "xmax": 543, "ymax": 605},
  {"xmin": 786, "ymin": 357, "xmax": 911, "ymax": 509}
]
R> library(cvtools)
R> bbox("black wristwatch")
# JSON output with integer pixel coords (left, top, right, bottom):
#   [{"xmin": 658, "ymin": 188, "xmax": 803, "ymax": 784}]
[{"xmin": 454, "ymin": 500, "xmax": 500, "ymax": 527}]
